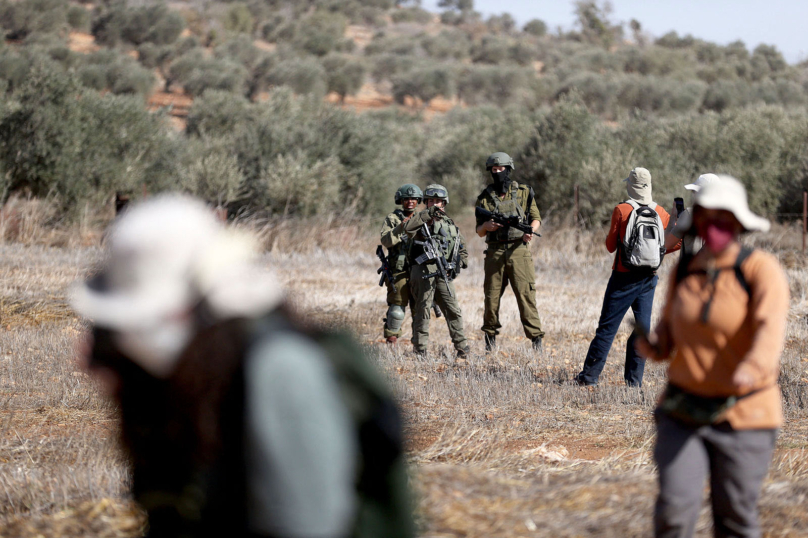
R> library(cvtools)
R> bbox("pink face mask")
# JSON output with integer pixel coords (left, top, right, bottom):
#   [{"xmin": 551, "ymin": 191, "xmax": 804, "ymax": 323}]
[{"xmin": 701, "ymin": 223, "xmax": 736, "ymax": 254}]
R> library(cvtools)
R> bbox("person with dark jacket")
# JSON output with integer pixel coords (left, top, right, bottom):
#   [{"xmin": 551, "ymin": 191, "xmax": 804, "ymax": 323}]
[{"xmin": 71, "ymin": 195, "xmax": 413, "ymax": 538}]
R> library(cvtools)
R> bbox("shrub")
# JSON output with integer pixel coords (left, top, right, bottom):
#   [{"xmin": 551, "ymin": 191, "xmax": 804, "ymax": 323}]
[
  {"xmin": 365, "ymin": 34, "xmax": 418, "ymax": 56},
  {"xmin": 266, "ymin": 57, "xmax": 328, "ymax": 98},
  {"xmin": 392, "ymin": 64, "xmax": 455, "ymax": 105},
  {"xmin": 93, "ymin": 2, "xmax": 185, "ymax": 47},
  {"xmin": 293, "ymin": 11, "xmax": 347, "ymax": 56},
  {"xmin": 186, "ymin": 89, "xmax": 253, "ymax": 136},
  {"xmin": 370, "ymin": 53, "xmax": 415, "ymax": 81},
  {"xmin": 77, "ymin": 64, "xmax": 106, "ymax": 91},
  {"xmin": 420, "ymin": 30, "xmax": 471, "ymax": 60},
  {"xmin": 523, "ymin": 19, "xmax": 547, "ymax": 37},
  {"xmin": 471, "ymin": 36, "xmax": 509, "ymax": 64},
  {"xmin": 67, "ymin": 5, "xmax": 90, "ymax": 32},
  {"xmin": 0, "ymin": 66, "xmax": 175, "ymax": 215},
  {"xmin": 183, "ymin": 59, "xmax": 249, "ymax": 97},
  {"xmin": 456, "ymin": 65, "xmax": 530, "ymax": 105},
  {"xmin": 180, "ymin": 136, "xmax": 245, "ymax": 207},
  {"xmin": 322, "ymin": 53, "xmax": 366, "ymax": 99},
  {"xmin": 390, "ymin": 7, "xmax": 433, "ymax": 24},
  {"xmin": 106, "ymin": 57, "xmax": 155, "ymax": 96},
  {"xmin": 0, "ymin": 0, "xmax": 67, "ymax": 40},
  {"xmin": 486, "ymin": 13, "xmax": 515, "ymax": 34},
  {"xmin": 223, "ymin": 3, "xmax": 254, "ymax": 35}
]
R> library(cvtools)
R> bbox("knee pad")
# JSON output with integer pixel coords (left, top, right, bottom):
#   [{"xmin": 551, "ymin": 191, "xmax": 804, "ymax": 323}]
[{"xmin": 385, "ymin": 305, "xmax": 406, "ymax": 331}]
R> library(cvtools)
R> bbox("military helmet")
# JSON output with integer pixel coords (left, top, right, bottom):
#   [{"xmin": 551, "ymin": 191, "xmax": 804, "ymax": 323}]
[
  {"xmin": 485, "ymin": 152, "xmax": 515, "ymax": 171},
  {"xmin": 423, "ymin": 184, "xmax": 449, "ymax": 205},
  {"xmin": 394, "ymin": 183, "xmax": 423, "ymax": 205}
]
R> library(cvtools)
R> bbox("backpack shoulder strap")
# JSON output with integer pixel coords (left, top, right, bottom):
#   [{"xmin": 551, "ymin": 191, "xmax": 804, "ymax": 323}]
[
  {"xmin": 734, "ymin": 247, "xmax": 754, "ymax": 297},
  {"xmin": 647, "ymin": 201, "xmax": 657, "ymax": 210},
  {"xmin": 624, "ymin": 199, "xmax": 639, "ymax": 210}
]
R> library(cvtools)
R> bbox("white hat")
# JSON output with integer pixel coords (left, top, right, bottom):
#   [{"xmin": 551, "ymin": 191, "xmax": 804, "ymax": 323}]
[
  {"xmin": 684, "ymin": 173, "xmax": 719, "ymax": 192},
  {"xmin": 694, "ymin": 175, "xmax": 770, "ymax": 233},
  {"xmin": 624, "ymin": 167, "xmax": 652, "ymax": 205},
  {"xmin": 70, "ymin": 194, "xmax": 284, "ymax": 376}
]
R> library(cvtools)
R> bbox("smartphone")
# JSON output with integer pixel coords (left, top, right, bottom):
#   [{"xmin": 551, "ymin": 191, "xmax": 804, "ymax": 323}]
[{"xmin": 674, "ymin": 197, "xmax": 685, "ymax": 217}]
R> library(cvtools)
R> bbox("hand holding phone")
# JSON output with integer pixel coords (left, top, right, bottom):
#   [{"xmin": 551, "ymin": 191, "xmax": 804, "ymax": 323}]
[{"xmin": 674, "ymin": 197, "xmax": 685, "ymax": 217}]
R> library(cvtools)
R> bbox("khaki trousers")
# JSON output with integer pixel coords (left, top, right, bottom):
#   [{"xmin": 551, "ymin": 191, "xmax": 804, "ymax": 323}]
[{"xmin": 482, "ymin": 242, "xmax": 544, "ymax": 339}]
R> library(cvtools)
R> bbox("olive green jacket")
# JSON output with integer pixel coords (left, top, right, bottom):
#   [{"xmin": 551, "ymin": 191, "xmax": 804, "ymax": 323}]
[
  {"xmin": 475, "ymin": 181, "xmax": 541, "ymax": 243},
  {"xmin": 379, "ymin": 209, "xmax": 412, "ymax": 273}
]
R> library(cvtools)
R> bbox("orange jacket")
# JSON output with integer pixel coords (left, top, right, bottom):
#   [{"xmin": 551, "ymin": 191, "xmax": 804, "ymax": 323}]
[
  {"xmin": 649, "ymin": 243, "xmax": 789, "ymax": 429},
  {"xmin": 606, "ymin": 202, "xmax": 673, "ymax": 272}
]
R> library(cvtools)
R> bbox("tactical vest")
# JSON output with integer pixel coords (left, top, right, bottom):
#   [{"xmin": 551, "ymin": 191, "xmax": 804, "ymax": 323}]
[
  {"xmin": 409, "ymin": 217, "xmax": 459, "ymax": 265},
  {"xmin": 478, "ymin": 183, "xmax": 530, "ymax": 243},
  {"xmin": 387, "ymin": 209, "xmax": 413, "ymax": 273}
]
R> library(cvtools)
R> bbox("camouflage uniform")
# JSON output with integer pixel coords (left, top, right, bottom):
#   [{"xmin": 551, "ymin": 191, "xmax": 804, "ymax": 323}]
[
  {"xmin": 404, "ymin": 206, "xmax": 469, "ymax": 355},
  {"xmin": 379, "ymin": 209, "xmax": 414, "ymax": 338},
  {"xmin": 476, "ymin": 180, "xmax": 545, "ymax": 341}
]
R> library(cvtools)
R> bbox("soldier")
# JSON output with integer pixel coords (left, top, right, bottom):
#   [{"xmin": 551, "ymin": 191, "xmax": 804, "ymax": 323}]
[
  {"xmin": 475, "ymin": 152, "xmax": 544, "ymax": 353},
  {"xmin": 404, "ymin": 184, "xmax": 470, "ymax": 358},
  {"xmin": 379, "ymin": 184, "xmax": 422, "ymax": 344}
]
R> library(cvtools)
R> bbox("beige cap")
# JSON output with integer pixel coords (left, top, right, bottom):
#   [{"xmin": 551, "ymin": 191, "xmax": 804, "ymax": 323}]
[
  {"xmin": 684, "ymin": 173, "xmax": 719, "ymax": 192},
  {"xmin": 624, "ymin": 167, "xmax": 652, "ymax": 205},
  {"xmin": 694, "ymin": 175, "xmax": 770, "ymax": 232}
]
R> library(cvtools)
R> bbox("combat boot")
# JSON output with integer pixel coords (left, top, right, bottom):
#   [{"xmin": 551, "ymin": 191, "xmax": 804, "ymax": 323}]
[
  {"xmin": 386, "ymin": 336, "xmax": 397, "ymax": 344},
  {"xmin": 531, "ymin": 336, "xmax": 543, "ymax": 354},
  {"xmin": 484, "ymin": 334, "xmax": 496, "ymax": 352}
]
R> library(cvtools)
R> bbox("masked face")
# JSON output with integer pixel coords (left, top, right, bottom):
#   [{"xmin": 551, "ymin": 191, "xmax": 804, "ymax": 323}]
[
  {"xmin": 694, "ymin": 208, "xmax": 742, "ymax": 255},
  {"xmin": 490, "ymin": 167, "xmax": 512, "ymax": 193}
]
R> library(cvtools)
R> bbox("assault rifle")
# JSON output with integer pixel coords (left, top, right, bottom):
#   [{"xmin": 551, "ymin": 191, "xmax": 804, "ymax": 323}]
[
  {"xmin": 414, "ymin": 224, "xmax": 453, "ymax": 298},
  {"xmin": 448, "ymin": 236, "xmax": 463, "ymax": 280},
  {"xmin": 475, "ymin": 206, "xmax": 541, "ymax": 238},
  {"xmin": 376, "ymin": 245, "xmax": 397, "ymax": 293}
]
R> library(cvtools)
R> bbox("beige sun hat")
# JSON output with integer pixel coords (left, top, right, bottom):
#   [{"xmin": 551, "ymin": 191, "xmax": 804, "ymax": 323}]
[
  {"xmin": 684, "ymin": 173, "xmax": 719, "ymax": 192},
  {"xmin": 694, "ymin": 175, "xmax": 770, "ymax": 232},
  {"xmin": 70, "ymin": 194, "xmax": 284, "ymax": 375},
  {"xmin": 624, "ymin": 167, "xmax": 652, "ymax": 204}
]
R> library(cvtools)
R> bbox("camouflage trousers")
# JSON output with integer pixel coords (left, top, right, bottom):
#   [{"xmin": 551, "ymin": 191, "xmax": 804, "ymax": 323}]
[
  {"xmin": 410, "ymin": 264, "xmax": 467, "ymax": 354},
  {"xmin": 482, "ymin": 242, "xmax": 544, "ymax": 339},
  {"xmin": 384, "ymin": 271, "xmax": 410, "ymax": 338}
]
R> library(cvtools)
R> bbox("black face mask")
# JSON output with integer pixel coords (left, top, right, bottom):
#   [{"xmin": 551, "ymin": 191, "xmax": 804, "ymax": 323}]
[{"xmin": 491, "ymin": 169, "xmax": 512, "ymax": 194}]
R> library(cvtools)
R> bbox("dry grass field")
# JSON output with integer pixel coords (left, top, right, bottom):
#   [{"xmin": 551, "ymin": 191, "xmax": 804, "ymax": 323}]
[{"xmin": 1, "ymin": 214, "xmax": 807, "ymax": 537}]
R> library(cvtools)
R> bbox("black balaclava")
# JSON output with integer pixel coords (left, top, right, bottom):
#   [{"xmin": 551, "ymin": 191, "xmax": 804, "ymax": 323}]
[{"xmin": 491, "ymin": 168, "xmax": 512, "ymax": 194}]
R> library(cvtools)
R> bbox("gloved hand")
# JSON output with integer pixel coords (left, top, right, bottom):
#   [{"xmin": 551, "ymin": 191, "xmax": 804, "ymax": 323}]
[{"xmin": 427, "ymin": 205, "xmax": 445, "ymax": 219}]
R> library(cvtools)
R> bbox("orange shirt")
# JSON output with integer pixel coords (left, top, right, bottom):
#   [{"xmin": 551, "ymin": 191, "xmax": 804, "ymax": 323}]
[
  {"xmin": 650, "ymin": 243, "xmax": 790, "ymax": 429},
  {"xmin": 606, "ymin": 202, "xmax": 672, "ymax": 272}
]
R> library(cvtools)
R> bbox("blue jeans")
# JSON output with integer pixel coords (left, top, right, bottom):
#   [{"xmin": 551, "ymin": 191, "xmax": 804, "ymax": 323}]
[{"xmin": 577, "ymin": 270, "xmax": 658, "ymax": 387}]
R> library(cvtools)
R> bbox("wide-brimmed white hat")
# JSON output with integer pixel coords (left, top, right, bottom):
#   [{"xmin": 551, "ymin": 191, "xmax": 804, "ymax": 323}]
[
  {"xmin": 71, "ymin": 194, "xmax": 284, "ymax": 332},
  {"xmin": 694, "ymin": 175, "xmax": 770, "ymax": 232},
  {"xmin": 684, "ymin": 173, "xmax": 719, "ymax": 192}
]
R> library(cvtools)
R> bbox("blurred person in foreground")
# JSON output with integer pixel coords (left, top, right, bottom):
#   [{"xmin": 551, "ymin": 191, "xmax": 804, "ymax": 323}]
[
  {"xmin": 475, "ymin": 152, "xmax": 544, "ymax": 353},
  {"xmin": 664, "ymin": 173, "xmax": 720, "ymax": 256},
  {"xmin": 404, "ymin": 184, "xmax": 469, "ymax": 358},
  {"xmin": 378, "ymin": 184, "xmax": 422, "ymax": 344},
  {"xmin": 637, "ymin": 176, "xmax": 789, "ymax": 538},
  {"xmin": 575, "ymin": 167, "xmax": 672, "ymax": 387},
  {"xmin": 71, "ymin": 194, "xmax": 413, "ymax": 538}
]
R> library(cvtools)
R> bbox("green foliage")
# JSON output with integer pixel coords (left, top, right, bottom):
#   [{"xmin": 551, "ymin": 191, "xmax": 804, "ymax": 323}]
[
  {"xmin": 223, "ymin": 3, "xmax": 254, "ymax": 34},
  {"xmin": 169, "ymin": 49, "xmax": 249, "ymax": 96},
  {"xmin": 266, "ymin": 57, "xmax": 328, "ymax": 98},
  {"xmin": 486, "ymin": 13, "xmax": 515, "ymax": 34},
  {"xmin": 67, "ymin": 5, "xmax": 91, "ymax": 32},
  {"xmin": 523, "ymin": 19, "xmax": 547, "ymax": 37},
  {"xmin": 93, "ymin": 2, "xmax": 185, "ymax": 47},
  {"xmin": 573, "ymin": 1, "xmax": 622, "ymax": 49},
  {"xmin": 0, "ymin": 66, "xmax": 174, "ymax": 214},
  {"xmin": 390, "ymin": 7, "xmax": 433, "ymax": 24},
  {"xmin": 420, "ymin": 30, "xmax": 471, "ymax": 60},
  {"xmin": 180, "ymin": 136, "xmax": 245, "ymax": 207},
  {"xmin": 186, "ymin": 89, "xmax": 252, "ymax": 136},
  {"xmin": 370, "ymin": 53, "xmax": 416, "ymax": 82},
  {"xmin": 392, "ymin": 64, "xmax": 454, "ymax": 104},
  {"xmin": 0, "ymin": 0, "xmax": 67, "ymax": 40},
  {"xmin": 365, "ymin": 34, "xmax": 418, "ymax": 56},
  {"xmin": 322, "ymin": 54, "xmax": 366, "ymax": 98},
  {"xmin": 456, "ymin": 65, "xmax": 531, "ymax": 106},
  {"xmin": 293, "ymin": 11, "xmax": 347, "ymax": 56}
]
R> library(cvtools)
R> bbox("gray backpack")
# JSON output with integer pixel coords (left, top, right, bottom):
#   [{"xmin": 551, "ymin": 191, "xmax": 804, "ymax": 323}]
[{"xmin": 620, "ymin": 200, "xmax": 666, "ymax": 270}]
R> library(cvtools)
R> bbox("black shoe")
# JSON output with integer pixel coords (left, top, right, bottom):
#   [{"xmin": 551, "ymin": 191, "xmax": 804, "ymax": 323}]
[
  {"xmin": 531, "ymin": 336, "xmax": 543, "ymax": 353},
  {"xmin": 574, "ymin": 373, "xmax": 596, "ymax": 386},
  {"xmin": 456, "ymin": 347, "xmax": 470, "ymax": 359},
  {"xmin": 484, "ymin": 334, "xmax": 496, "ymax": 352}
]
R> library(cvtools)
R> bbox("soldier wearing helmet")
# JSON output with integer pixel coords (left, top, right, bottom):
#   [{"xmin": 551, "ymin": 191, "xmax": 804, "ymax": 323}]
[
  {"xmin": 379, "ymin": 184, "xmax": 423, "ymax": 343},
  {"xmin": 403, "ymin": 184, "xmax": 470, "ymax": 358},
  {"xmin": 475, "ymin": 152, "xmax": 545, "ymax": 353}
]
